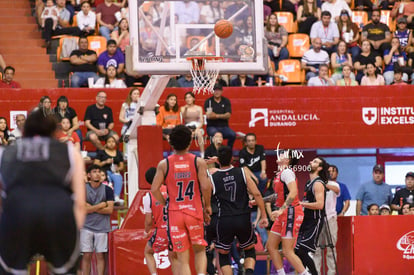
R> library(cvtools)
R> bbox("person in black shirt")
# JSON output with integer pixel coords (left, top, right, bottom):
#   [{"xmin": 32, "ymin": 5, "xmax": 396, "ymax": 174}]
[
  {"xmin": 391, "ymin": 172, "xmax": 414, "ymax": 214},
  {"xmin": 210, "ymin": 146, "xmax": 268, "ymax": 275},
  {"xmin": 204, "ymin": 131, "xmax": 223, "ymax": 170},
  {"xmin": 204, "ymin": 84, "xmax": 236, "ymax": 149},
  {"xmin": 295, "ymin": 157, "xmax": 329, "ymax": 275},
  {"xmin": 70, "ymin": 37, "xmax": 99, "ymax": 87},
  {"xmin": 53, "ymin": 95, "xmax": 83, "ymax": 147},
  {"xmin": 353, "ymin": 40, "xmax": 383, "ymax": 83},
  {"xmin": 361, "ymin": 9, "xmax": 391, "ymax": 56}
]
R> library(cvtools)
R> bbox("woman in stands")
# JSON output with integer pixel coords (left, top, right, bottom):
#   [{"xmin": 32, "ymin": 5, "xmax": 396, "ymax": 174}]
[
  {"xmin": 156, "ymin": 93, "xmax": 180, "ymax": 141},
  {"xmin": 0, "ymin": 117, "xmax": 10, "ymax": 146},
  {"xmin": 337, "ymin": 9, "xmax": 360, "ymax": 60},
  {"xmin": 56, "ymin": 117, "xmax": 81, "ymax": 151},
  {"xmin": 337, "ymin": 65, "xmax": 359, "ymax": 86},
  {"xmin": 94, "ymin": 136, "xmax": 125, "ymax": 205},
  {"xmin": 200, "ymin": 1, "xmax": 223, "ymax": 24},
  {"xmin": 94, "ymin": 65, "xmax": 127, "ymax": 88},
  {"xmin": 119, "ymin": 88, "xmax": 140, "ymax": 159},
  {"xmin": 330, "ymin": 40, "xmax": 354, "ymax": 83},
  {"xmin": 361, "ymin": 62, "xmax": 385, "ymax": 86},
  {"xmin": 265, "ymin": 14, "xmax": 289, "ymax": 71},
  {"xmin": 353, "ymin": 40, "xmax": 383, "ymax": 84},
  {"xmin": 53, "ymin": 95, "xmax": 82, "ymax": 145},
  {"xmin": 111, "ymin": 18, "xmax": 129, "ymax": 54},
  {"xmin": 180, "ymin": 92, "xmax": 205, "ymax": 158},
  {"xmin": 241, "ymin": 16, "xmax": 254, "ymax": 47},
  {"xmin": 297, "ymin": 0, "xmax": 321, "ymax": 35},
  {"xmin": 383, "ymin": 37, "xmax": 409, "ymax": 85},
  {"xmin": 39, "ymin": 96, "xmax": 54, "ymax": 115}
]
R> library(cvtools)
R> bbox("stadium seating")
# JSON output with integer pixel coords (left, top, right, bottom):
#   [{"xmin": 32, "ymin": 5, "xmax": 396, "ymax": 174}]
[
  {"xmin": 274, "ymin": 12, "xmax": 297, "ymax": 33},
  {"xmin": 352, "ymin": 11, "xmax": 368, "ymax": 30},
  {"xmin": 276, "ymin": 59, "xmax": 305, "ymax": 84},
  {"xmin": 287, "ymin": 33, "xmax": 310, "ymax": 58},
  {"xmin": 87, "ymin": 35, "xmax": 107, "ymax": 57},
  {"xmin": 56, "ymin": 36, "xmax": 79, "ymax": 62}
]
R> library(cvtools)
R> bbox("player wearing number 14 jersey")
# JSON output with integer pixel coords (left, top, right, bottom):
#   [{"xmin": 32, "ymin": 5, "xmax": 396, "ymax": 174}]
[{"xmin": 152, "ymin": 125, "xmax": 212, "ymax": 275}]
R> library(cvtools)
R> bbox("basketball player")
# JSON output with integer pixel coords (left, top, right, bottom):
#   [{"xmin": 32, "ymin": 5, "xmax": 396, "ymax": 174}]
[
  {"xmin": 0, "ymin": 108, "xmax": 86, "ymax": 274},
  {"xmin": 295, "ymin": 157, "xmax": 329, "ymax": 275},
  {"xmin": 151, "ymin": 125, "xmax": 212, "ymax": 275},
  {"xmin": 267, "ymin": 150, "xmax": 309, "ymax": 275},
  {"xmin": 210, "ymin": 146, "xmax": 268, "ymax": 275},
  {"xmin": 143, "ymin": 167, "xmax": 178, "ymax": 275}
]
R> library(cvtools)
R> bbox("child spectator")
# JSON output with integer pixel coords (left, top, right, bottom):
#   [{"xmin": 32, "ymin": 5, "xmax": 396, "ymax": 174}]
[
  {"xmin": 41, "ymin": 0, "xmax": 59, "ymax": 30},
  {"xmin": 401, "ymin": 203, "xmax": 411, "ymax": 215},
  {"xmin": 394, "ymin": 17, "xmax": 412, "ymax": 53},
  {"xmin": 56, "ymin": 117, "xmax": 81, "ymax": 151},
  {"xmin": 379, "ymin": 204, "xmax": 391, "ymax": 215},
  {"xmin": 392, "ymin": 67, "xmax": 408, "ymax": 85},
  {"xmin": 367, "ymin": 203, "xmax": 379, "ymax": 215}
]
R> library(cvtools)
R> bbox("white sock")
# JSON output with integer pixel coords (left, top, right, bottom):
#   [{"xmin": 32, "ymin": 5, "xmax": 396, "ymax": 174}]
[{"xmin": 276, "ymin": 268, "xmax": 286, "ymax": 275}]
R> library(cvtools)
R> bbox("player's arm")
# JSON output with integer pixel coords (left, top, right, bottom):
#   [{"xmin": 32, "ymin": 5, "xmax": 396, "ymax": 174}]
[
  {"xmin": 244, "ymin": 167, "xmax": 268, "ymax": 228},
  {"xmin": 197, "ymin": 158, "xmax": 212, "ymax": 216},
  {"xmin": 272, "ymin": 176, "xmax": 297, "ymax": 218},
  {"xmin": 300, "ymin": 181, "xmax": 325, "ymax": 210},
  {"xmin": 151, "ymin": 160, "xmax": 167, "ymax": 205},
  {"xmin": 71, "ymin": 148, "xmax": 86, "ymax": 229}
]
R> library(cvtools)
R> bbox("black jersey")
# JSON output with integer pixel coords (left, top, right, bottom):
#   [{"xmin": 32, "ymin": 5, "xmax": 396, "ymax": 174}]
[
  {"xmin": 211, "ymin": 166, "xmax": 250, "ymax": 217},
  {"xmin": 303, "ymin": 176, "xmax": 326, "ymax": 220}
]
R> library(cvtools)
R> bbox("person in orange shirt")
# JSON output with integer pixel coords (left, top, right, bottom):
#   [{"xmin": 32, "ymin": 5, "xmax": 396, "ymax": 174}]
[{"xmin": 156, "ymin": 93, "xmax": 181, "ymax": 141}]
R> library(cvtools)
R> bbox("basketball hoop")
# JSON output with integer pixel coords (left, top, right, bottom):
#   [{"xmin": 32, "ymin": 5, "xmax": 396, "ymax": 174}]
[{"xmin": 187, "ymin": 56, "xmax": 224, "ymax": 95}]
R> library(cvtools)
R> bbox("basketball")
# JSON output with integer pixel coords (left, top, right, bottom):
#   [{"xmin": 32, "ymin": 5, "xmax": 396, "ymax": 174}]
[{"xmin": 214, "ymin": 19, "xmax": 233, "ymax": 39}]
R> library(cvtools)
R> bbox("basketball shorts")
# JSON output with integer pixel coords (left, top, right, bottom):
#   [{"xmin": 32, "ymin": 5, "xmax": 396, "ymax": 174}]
[
  {"xmin": 215, "ymin": 213, "xmax": 256, "ymax": 251},
  {"xmin": 295, "ymin": 217, "xmax": 324, "ymax": 253},
  {"xmin": 167, "ymin": 212, "xmax": 207, "ymax": 252},
  {"xmin": 0, "ymin": 185, "xmax": 79, "ymax": 274},
  {"xmin": 271, "ymin": 204, "xmax": 304, "ymax": 238},
  {"xmin": 148, "ymin": 227, "xmax": 169, "ymax": 253}
]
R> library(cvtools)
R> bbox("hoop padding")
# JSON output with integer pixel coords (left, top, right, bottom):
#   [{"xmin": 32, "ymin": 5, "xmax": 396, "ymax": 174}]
[{"xmin": 187, "ymin": 56, "xmax": 224, "ymax": 95}]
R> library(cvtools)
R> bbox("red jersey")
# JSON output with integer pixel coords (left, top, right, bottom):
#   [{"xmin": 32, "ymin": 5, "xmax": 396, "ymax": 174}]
[
  {"xmin": 165, "ymin": 153, "xmax": 203, "ymax": 220},
  {"xmin": 273, "ymin": 168, "xmax": 301, "ymax": 208},
  {"xmin": 150, "ymin": 185, "xmax": 167, "ymax": 229}
]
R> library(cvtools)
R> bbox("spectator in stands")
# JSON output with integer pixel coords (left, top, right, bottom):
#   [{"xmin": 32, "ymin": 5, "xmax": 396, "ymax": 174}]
[
  {"xmin": 354, "ymin": 40, "xmax": 383, "ymax": 83},
  {"xmin": 111, "ymin": 18, "xmax": 129, "ymax": 54},
  {"xmin": 361, "ymin": 62, "xmax": 385, "ymax": 85},
  {"xmin": 156, "ymin": 93, "xmax": 180, "ymax": 141},
  {"xmin": 204, "ymin": 131, "xmax": 223, "ymax": 169},
  {"xmin": 84, "ymin": 91, "xmax": 119, "ymax": 150},
  {"xmin": 77, "ymin": 1, "xmax": 96, "ymax": 36},
  {"xmin": 383, "ymin": 37, "xmax": 409, "ymax": 85},
  {"xmin": 96, "ymin": 0, "xmax": 121, "ymax": 41},
  {"xmin": 392, "ymin": 67, "xmax": 408, "ymax": 85},
  {"xmin": 39, "ymin": 96, "xmax": 54, "ymax": 115},
  {"xmin": 40, "ymin": 0, "xmax": 59, "ymax": 31},
  {"xmin": 204, "ymin": 84, "xmax": 236, "ymax": 149},
  {"xmin": 401, "ymin": 203, "xmax": 411, "ymax": 215},
  {"xmin": 200, "ymin": 1, "xmax": 224, "ymax": 24},
  {"xmin": 81, "ymin": 164, "xmax": 114, "ymax": 275},
  {"xmin": 391, "ymin": 171, "xmax": 414, "ymax": 214},
  {"xmin": 356, "ymin": 164, "xmax": 392, "ymax": 215},
  {"xmin": 180, "ymin": 92, "xmax": 205, "ymax": 158},
  {"xmin": 56, "ymin": 117, "xmax": 81, "ymax": 151},
  {"xmin": 0, "ymin": 54, "xmax": 5, "ymax": 73},
  {"xmin": 362, "ymin": 9, "xmax": 391, "ymax": 56},
  {"xmin": 241, "ymin": 16, "xmax": 254, "ymax": 47},
  {"xmin": 282, "ymin": 0, "xmax": 301, "ymax": 18},
  {"xmin": 330, "ymin": 40, "xmax": 354, "ymax": 83},
  {"xmin": 229, "ymin": 75, "xmax": 256, "ymax": 86},
  {"xmin": 337, "ymin": 65, "xmax": 359, "ymax": 86},
  {"xmin": 329, "ymin": 165, "xmax": 352, "ymax": 216},
  {"xmin": 97, "ymin": 39, "xmax": 125, "ymax": 76},
  {"xmin": 302, "ymin": 37, "xmax": 330, "ymax": 80},
  {"xmin": 310, "ymin": 11, "xmax": 340, "ymax": 55},
  {"xmin": 119, "ymin": 87, "xmax": 139, "ymax": 159},
  {"xmin": 265, "ymin": 14, "xmax": 289, "ymax": 71},
  {"xmin": 356, "ymin": 0, "xmax": 389, "ymax": 12},
  {"xmin": 297, "ymin": 0, "xmax": 321, "ymax": 35},
  {"xmin": 8, "ymin": 114, "xmax": 25, "ymax": 145},
  {"xmin": 379, "ymin": 204, "xmax": 391, "ymax": 215},
  {"xmin": 139, "ymin": 13, "xmax": 159, "ymax": 55},
  {"xmin": 408, "ymin": 51, "xmax": 414, "ymax": 84},
  {"xmin": 264, "ymin": 0, "xmax": 280, "ymax": 13},
  {"xmin": 94, "ymin": 65, "xmax": 127, "ymax": 88},
  {"xmin": 321, "ymin": 0, "xmax": 352, "ymax": 22},
  {"xmin": 0, "ymin": 117, "xmax": 10, "ymax": 146},
  {"xmin": 94, "ymin": 136, "xmax": 125, "ymax": 205},
  {"xmin": 391, "ymin": 0, "xmax": 414, "ymax": 29},
  {"xmin": 308, "ymin": 63, "xmax": 334, "ymax": 85},
  {"xmin": 70, "ymin": 37, "xmax": 99, "ymax": 88},
  {"xmin": 148, "ymin": 1, "xmax": 166, "ymax": 24},
  {"xmin": 337, "ymin": 10, "xmax": 361, "ymax": 60},
  {"xmin": 0, "ymin": 66, "xmax": 21, "ymax": 88},
  {"xmin": 177, "ymin": 74, "xmax": 194, "ymax": 88},
  {"xmin": 42, "ymin": 0, "xmax": 81, "ymax": 49},
  {"xmin": 224, "ymin": 0, "xmax": 249, "ymax": 23},
  {"xmin": 53, "ymin": 95, "xmax": 82, "ymax": 144},
  {"xmin": 367, "ymin": 203, "xmax": 379, "ymax": 215},
  {"xmin": 394, "ymin": 17, "xmax": 412, "ymax": 53}
]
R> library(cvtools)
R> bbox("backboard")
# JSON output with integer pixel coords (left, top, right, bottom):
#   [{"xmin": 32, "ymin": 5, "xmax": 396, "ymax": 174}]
[{"xmin": 127, "ymin": 0, "xmax": 266, "ymax": 75}]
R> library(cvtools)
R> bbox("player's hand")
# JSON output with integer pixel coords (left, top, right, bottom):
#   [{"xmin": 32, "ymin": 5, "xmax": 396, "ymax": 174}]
[
  {"xmin": 271, "ymin": 209, "xmax": 283, "ymax": 220},
  {"xmin": 249, "ymin": 200, "xmax": 256, "ymax": 207},
  {"xmin": 204, "ymin": 206, "xmax": 212, "ymax": 225},
  {"xmin": 260, "ymin": 171, "xmax": 267, "ymax": 180},
  {"xmin": 258, "ymin": 218, "xmax": 268, "ymax": 229}
]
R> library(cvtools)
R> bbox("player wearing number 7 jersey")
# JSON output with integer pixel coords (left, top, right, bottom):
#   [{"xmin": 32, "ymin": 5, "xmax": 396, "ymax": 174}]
[
  {"xmin": 210, "ymin": 146, "xmax": 268, "ymax": 275},
  {"xmin": 152, "ymin": 125, "xmax": 212, "ymax": 275}
]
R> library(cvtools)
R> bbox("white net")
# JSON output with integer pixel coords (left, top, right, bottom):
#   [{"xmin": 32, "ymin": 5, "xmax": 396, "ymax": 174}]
[{"xmin": 188, "ymin": 57, "xmax": 223, "ymax": 95}]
